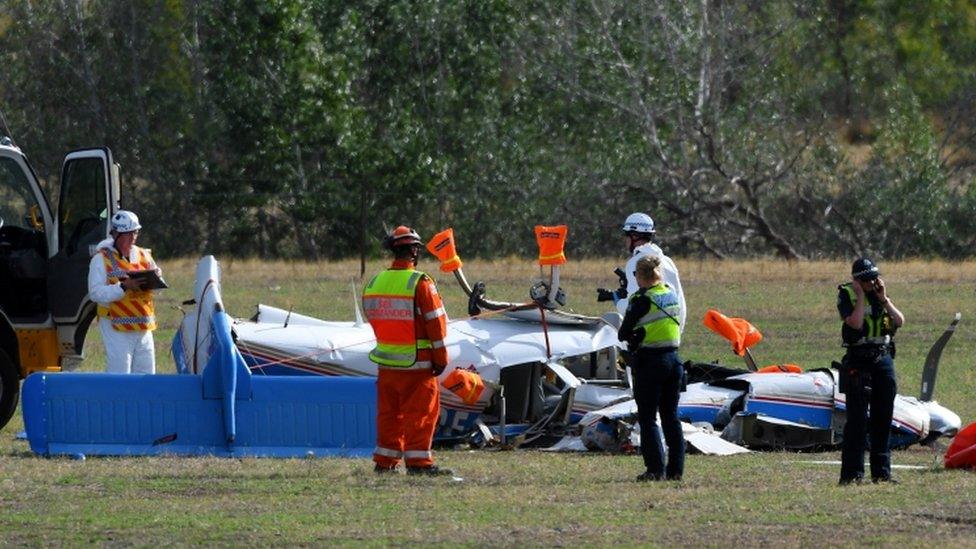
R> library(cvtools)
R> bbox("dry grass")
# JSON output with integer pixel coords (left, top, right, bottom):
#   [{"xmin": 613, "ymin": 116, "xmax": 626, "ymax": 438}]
[{"xmin": 2, "ymin": 257, "xmax": 976, "ymax": 546}]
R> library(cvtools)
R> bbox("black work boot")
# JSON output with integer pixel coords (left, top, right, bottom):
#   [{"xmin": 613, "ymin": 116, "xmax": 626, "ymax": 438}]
[
  {"xmin": 636, "ymin": 470, "xmax": 662, "ymax": 482},
  {"xmin": 871, "ymin": 476, "xmax": 899, "ymax": 484},
  {"xmin": 374, "ymin": 464, "xmax": 398, "ymax": 475},
  {"xmin": 407, "ymin": 465, "xmax": 454, "ymax": 476},
  {"xmin": 838, "ymin": 475, "xmax": 863, "ymax": 486}
]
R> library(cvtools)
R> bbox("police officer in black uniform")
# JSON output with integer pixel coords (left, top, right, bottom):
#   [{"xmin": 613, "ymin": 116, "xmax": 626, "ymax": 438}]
[
  {"xmin": 837, "ymin": 258, "xmax": 905, "ymax": 485},
  {"xmin": 618, "ymin": 255, "xmax": 685, "ymax": 482}
]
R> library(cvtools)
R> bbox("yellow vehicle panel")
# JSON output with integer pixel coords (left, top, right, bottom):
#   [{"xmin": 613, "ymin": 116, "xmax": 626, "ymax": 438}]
[{"xmin": 15, "ymin": 328, "xmax": 61, "ymax": 377}]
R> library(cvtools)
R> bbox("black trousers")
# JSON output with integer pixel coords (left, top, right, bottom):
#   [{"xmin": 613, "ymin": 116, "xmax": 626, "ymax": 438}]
[
  {"xmin": 840, "ymin": 352, "xmax": 897, "ymax": 481},
  {"xmin": 632, "ymin": 348, "xmax": 685, "ymax": 478}
]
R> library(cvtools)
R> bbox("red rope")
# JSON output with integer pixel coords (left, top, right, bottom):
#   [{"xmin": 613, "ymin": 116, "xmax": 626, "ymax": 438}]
[
  {"xmin": 223, "ymin": 299, "xmax": 548, "ymax": 369},
  {"xmin": 537, "ymin": 303, "xmax": 552, "ymax": 360}
]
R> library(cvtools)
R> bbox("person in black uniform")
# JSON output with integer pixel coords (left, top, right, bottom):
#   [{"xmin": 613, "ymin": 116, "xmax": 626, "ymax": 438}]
[
  {"xmin": 837, "ymin": 258, "xmax": 905, "ymax": 485},
  {"xmin": 617, "ymin": 255, "xmax": 685, "ymax": 482}
]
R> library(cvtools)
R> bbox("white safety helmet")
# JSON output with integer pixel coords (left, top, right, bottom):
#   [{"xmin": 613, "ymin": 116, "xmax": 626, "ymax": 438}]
[
  {"xmin": 110, "ymin": 210, "xmax": 142, "ymax": 234},
  {"xmin": 621, "ymin": 212, "xmax": 655, "ymax": 235}
]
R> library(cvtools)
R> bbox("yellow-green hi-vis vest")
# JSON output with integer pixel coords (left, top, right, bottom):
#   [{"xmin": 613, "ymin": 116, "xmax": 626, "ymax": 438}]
[
  {"xmin": 631, "ymin": 283, "xmax": 681, "ymax": 349},
  {"xmin": 840, "ymin": 283, "xmax": 892, "ymax": 345},
  {"xmin": 362, "ymin": 269, "xmax": 433, "ymax": 368}
]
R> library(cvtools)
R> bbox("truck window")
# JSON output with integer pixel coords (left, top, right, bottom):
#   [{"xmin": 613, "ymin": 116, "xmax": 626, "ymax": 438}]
[
  {"xmin": 0, "ymin": 157, "xmax": 44, "ymax": 233},
  {"xmin": 0, "ymin": 157, "xmax": 48, "ymax": 319},
  {"xmin": 59, "ymin": 157, "xmax": 108, "ymax": 251}
]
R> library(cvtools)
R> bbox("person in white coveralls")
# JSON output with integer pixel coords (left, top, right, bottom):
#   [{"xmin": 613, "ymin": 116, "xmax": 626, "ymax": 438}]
[
  {"xmin": 598, "ymin": 212, "xmax": 686, "ymax": 333},
  {"xmin": 87, "ymin": 210, "xmax": 163, "ymax": 374}
]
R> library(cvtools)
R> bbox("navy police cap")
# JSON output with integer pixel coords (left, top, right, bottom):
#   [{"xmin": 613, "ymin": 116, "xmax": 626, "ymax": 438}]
[{"xmin": 852, "ymin": 257, "xmax": 880, "ymax": 281}]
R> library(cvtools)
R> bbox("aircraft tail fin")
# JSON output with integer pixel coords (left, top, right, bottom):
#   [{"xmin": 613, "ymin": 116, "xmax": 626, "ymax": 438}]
[{"xmin": 920, "ymin": 312, "xmax": 961, "ymax": 402}]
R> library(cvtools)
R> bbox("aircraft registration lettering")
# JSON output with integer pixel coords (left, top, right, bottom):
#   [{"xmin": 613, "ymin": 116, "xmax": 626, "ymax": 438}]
[{"xmin": 437, "ymin": 408, "xmax": 480, "ymax": 437}]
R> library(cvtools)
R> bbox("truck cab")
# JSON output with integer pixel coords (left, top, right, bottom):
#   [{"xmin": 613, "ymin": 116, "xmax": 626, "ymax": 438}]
[{"xmin": 0, "ymin": 137, "xmax": 119, "ymax": 429}]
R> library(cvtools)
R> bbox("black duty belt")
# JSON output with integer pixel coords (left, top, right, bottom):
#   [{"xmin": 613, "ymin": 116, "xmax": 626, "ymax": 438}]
[
  {"xmin": 844, "ymin": 344, "xmax": 890, "ymax": 362},
  {"xmin": 637, "ymin": 346, "xmax": 679, "ymax": 356}
]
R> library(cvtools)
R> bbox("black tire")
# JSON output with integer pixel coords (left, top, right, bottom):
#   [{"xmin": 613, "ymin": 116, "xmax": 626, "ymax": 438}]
[{"xmin": 0, "ymin": 348, "xmax": 19, "ymax": 431}]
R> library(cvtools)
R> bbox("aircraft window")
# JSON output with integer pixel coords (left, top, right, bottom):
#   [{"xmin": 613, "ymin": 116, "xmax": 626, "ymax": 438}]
[
  {"xmin": 0, "ymin": 157, "xmax": 43, "ymax": 232},
  {"xmin": 59, "ymin": 157, "xmax": 107, "ymax": 249}
]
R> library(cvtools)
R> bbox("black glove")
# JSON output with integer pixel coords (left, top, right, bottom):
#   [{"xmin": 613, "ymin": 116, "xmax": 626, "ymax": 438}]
[
  {"xmin": 432, "ymin": 364, "xmax": 446, "ymax": 376},
  {"xmin": 614, "ymin": 287, "xmax": 628, "ymax": 301},
  {"xmin": 597, "ymin": 288, "xmax": 615, "ymax": 302},
  {"xmin": 627, "ymin": 327, "xmax": 645, "ymax": 352}
]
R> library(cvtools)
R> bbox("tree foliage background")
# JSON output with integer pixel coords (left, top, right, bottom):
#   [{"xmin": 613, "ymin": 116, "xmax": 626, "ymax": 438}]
[{"xmin": 1, "ymin": 0, "xmax": 974, "ymax": 260}]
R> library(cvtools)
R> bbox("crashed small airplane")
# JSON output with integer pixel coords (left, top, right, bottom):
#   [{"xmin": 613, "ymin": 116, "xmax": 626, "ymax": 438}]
[
  {"xmin": 171, "ymin": 227, "xmax": 961, "ymax": 456},
  {"xmin": 173, "ymin": 227, "xmax": 744, "ymax": 455}
]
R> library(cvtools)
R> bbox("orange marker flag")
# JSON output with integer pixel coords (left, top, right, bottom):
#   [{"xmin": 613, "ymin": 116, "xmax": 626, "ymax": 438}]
[
  {"xmin": 535, "ymin": 225, "xmax": 567, "ymax": 266},
  {"xmin": 703, "ymin": 309, "xmax": 763, "ymax": 357},
  {"xmin": 426, "ymin": 228, "xmax": 463, "ymax": 273}
]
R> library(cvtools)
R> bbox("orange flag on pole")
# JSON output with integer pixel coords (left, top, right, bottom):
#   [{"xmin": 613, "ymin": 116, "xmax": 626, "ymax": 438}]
[
  {"xmin": 426, "ymin": 228, "xmax": 463, "ymax": 273},
  {"xmin": 535, "ymin": 225, "xmax": 567, "ymax": 266},
  {"xmin": 703, "ymin": 309, "xmax": 763, "ymax": 357}
]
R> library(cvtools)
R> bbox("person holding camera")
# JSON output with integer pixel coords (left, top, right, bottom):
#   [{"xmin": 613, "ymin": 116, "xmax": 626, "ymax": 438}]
[
  {"xmin": 597, "ymin": 212, "xmax": 685, "ymax": 333},
  {"xmin": 617, "ymin": 255, "xmax": 685, "ymax": 482},
  {"xmin": 837, "ymin": 257, "xmax": 905, "ymax": 485}
]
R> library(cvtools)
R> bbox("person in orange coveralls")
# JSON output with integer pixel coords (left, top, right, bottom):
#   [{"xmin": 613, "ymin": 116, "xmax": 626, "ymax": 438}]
[{"xmin": 363, "ymin": 226, "xmax": 453, "ymax": 476}]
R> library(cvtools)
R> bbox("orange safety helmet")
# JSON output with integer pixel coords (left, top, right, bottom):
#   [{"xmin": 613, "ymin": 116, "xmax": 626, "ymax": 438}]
[{"xmin": 383, "ymin": 225, "xmax": 423, "ymax": 250}]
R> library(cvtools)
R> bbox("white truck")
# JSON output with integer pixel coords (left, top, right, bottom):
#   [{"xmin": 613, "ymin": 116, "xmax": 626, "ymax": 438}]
[{"xmin": 0, "ymin": 136, "xmax": 120, "ymax": 429}]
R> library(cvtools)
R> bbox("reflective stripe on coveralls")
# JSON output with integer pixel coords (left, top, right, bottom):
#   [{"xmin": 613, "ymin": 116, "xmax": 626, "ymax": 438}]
[
  {"xmin": 97, "ymin": 247, "xmax": 157, "ymax": 332},
  {"xmin": 363, "ymin": 269, "xmax": 431, "ymax": 370},
  {"xmin": 632, "ymin": 283, "xmax": 681, "ymax": 349},
  {"xmin": 373, "ymin": 446, "xmax": 403, "ymax": 459},
  {"xmin": 373, "ymin": 369, "xmax": 441, "ymax": 468}
]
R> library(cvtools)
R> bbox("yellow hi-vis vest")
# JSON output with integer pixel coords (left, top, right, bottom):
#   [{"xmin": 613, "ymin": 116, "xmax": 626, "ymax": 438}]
[
  {"xmin": 840, "ymin": 283, "xmax": 892, "ymax": 345},
  {"xmin": 97, "ymin": 246, "xmax": 157, "ymax": 332},
  {"xmin": 631, "ymin": 283, "xmax": 681, "ymax": 349},
  {"xmin": 363, "ymin": 269, "xmax": 432, "ymax": 368}
]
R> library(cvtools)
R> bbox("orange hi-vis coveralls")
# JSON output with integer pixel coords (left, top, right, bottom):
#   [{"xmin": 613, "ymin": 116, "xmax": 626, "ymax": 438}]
[{"xmin": 363, "ymin": 259, "xmax": 449, "ymax": 469}]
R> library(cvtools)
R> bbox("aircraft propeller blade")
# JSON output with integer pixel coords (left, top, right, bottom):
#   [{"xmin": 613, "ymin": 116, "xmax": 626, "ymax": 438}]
[{"xmin": 920, "ymin": 312, "xmax": 961, "ymax": 402}]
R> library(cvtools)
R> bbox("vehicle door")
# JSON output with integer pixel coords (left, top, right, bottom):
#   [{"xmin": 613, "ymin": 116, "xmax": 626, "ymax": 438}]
[{"xmin": 47, "ymin": 148, "xmax": 120, "ymax": 354}]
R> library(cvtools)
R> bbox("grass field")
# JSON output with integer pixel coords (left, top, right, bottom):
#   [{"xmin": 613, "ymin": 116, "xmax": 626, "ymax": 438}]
[{"xmin": 2, "ymin": 257, "xmax": 976, "ymax": 545}]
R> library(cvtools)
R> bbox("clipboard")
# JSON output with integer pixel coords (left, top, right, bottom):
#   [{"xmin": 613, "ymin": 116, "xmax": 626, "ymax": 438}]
[{"xmin": 126, "ymin": 269, "xmax": 169, "ymax": 290}]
